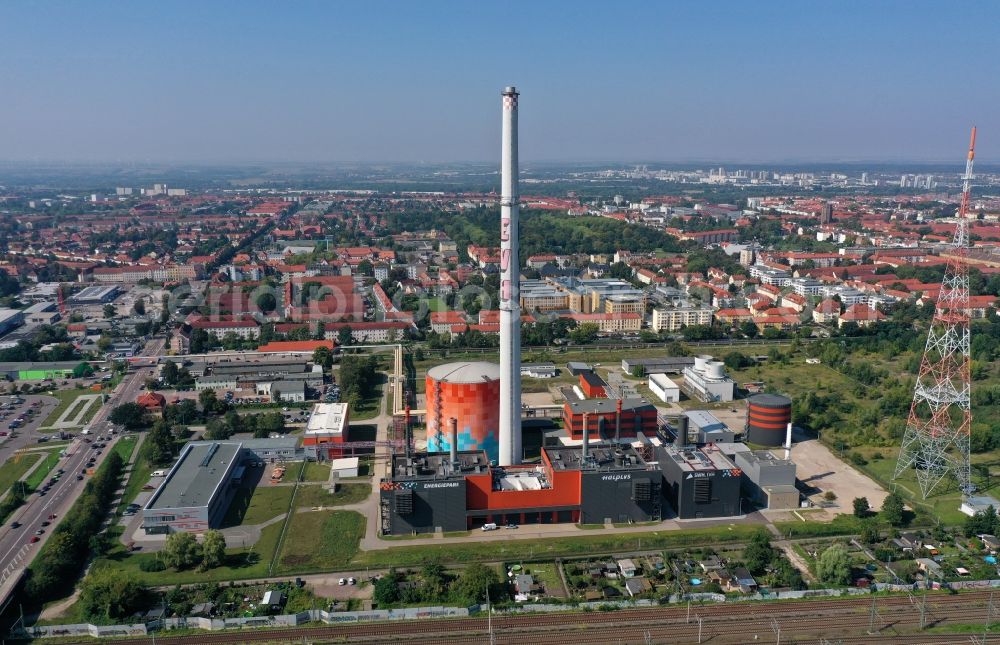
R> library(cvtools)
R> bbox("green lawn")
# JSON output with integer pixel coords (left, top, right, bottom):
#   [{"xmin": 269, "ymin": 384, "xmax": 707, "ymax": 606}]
[
  {"xmin": 39, "ymin": 389, "xmax": 102, "ymax": 428},
  {"xmin": 774, "ymin": 514, "xmax": 865, "ymax": 539},
  {"xmin": 725, "ymin": 359, "xmax": 862, "ymax": 406},
  {"xmin": 24, "ymin": 450, "xmax": 62, "ymax": 491},
  {"xmin": 299, "ymin": 461, "xmax": 330, "ymax": 482},
  {"xmin": 518, "ymin": 561, "xmax": 565, "ymax": 597},
  {"xmin": 57, "ymin": 392, "xmax": 102, "ymax": 427},
  {"xmin": 94, "ymin": 520, "xmax": 285, "ymax": 586},
  {"xmin": 294, "ymin": 482, "xmax": 370, "ymax": 509},
  {"xmin": 111, "ymin": 435, "xmax": 137, "ymax": 464},
  {"xmin": 274, "ymin": 510, "xmax": 365, "ymax": 574},
  {"xmin": 425, "ymin": 297, "xmax": 449, "ymax": 313},
  {"xmin": 222, "ymin": 485, "xmax": 294, "ymax": 527},
  {"xmin": 357, "ymin": 524, "xmax": 762, "ymax": 568},
  {"xmin": 0, "ymin": 453, "xmax": 40, "ymax": 495},
  {"xmin": 350, "ymin": 387, "xmax": 383, "ymax": 420},
  {"xmin": 859, "ymin": 449, "xmax": 980, "ymax": 527},
  {"xmin": 117, "ymin": 455, "xmax": 152, "ymax": 514}
]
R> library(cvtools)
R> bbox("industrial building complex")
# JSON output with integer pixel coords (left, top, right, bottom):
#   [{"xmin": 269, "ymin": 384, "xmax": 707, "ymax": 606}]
[
  {"xmin": 375, "ymin": 88, "xmax": 806, "ymax": 535},
  {"xmin": 128, "ymin": 87, "xmax": 813, "ymax": 544},
  {"xmin": 380, "ymin": 443, "xmax": 664, "ymax": 534}
]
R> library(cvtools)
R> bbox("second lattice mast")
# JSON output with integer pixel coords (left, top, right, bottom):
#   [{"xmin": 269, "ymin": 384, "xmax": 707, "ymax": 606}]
[{"xmin": 894, "ymin": 127, "xmax": 977, "ymax": 498}]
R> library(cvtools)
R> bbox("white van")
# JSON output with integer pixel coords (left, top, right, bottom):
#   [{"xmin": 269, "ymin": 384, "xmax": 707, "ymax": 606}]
[
  {"xmin": 481, "ymin": 523, "xmax": 498, "ymax": 532},
  {"xmin": 151, "ymin": 469, "xmax": 167, "ymax": 477}
]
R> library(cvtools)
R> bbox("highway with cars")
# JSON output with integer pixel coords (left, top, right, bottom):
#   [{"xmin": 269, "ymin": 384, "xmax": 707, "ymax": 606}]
[{"xmin": 0, "ymin": 337, "xmax": 164, "ymax": 610}]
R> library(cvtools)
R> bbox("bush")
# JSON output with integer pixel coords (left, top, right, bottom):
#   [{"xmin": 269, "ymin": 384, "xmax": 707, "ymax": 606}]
[{"xmin": 139, "ymin": 559, "xmax": 166, "ymax": 572}]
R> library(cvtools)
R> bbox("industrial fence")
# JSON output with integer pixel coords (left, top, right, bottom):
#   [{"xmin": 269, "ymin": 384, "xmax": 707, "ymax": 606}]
[
  {"xmin": 16, "ymin": 606, "xmax": 474, "ymax": 639},
  {"xmin": 20, "ymin": 580, "xmax": 1000, "ymax": 639}
]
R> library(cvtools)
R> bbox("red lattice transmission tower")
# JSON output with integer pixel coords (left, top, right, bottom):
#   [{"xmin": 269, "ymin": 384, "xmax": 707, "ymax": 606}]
[{"xmin": 894, "ymin": 127, "xmax": 977, "ymax": 498}]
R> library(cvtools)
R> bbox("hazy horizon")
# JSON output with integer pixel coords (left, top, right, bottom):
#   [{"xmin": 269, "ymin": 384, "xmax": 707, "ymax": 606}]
[{"xmin": 1, "ymin": 1, "xmax": 998, "ymax": 165}]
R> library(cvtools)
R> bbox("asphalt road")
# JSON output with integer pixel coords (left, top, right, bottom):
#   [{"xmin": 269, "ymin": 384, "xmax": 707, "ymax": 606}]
[
  {"xmin": 0, "ymin": 338, "xmax": 163, "ymax": 607},
  {"xmin": 0, "ymin": 431, "xmax": 111, "ymax": 594}
]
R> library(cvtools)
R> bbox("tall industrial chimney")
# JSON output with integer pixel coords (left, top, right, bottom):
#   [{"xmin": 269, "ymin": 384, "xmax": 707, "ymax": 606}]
[
  {"xmin": 499, "ymin": 86, "xmax": 522, "ymax": 466},
  {"xmin": 582, "ymin": 413, "xmax": 590, "ymax": 462}
]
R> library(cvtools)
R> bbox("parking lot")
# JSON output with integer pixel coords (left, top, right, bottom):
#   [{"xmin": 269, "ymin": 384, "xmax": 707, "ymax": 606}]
[{"xmin": 0, "ymin": 394, "xmax": 60, "ymax": 456}]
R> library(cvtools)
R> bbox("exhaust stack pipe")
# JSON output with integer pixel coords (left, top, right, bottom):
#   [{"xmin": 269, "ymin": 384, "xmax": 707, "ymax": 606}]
[
  {"xmin": 449, "ymin": 417, "xmax": 459, "ymax": 466},
  {"xmin": 615, "ymin": 399, "xmax": 622, "ymax": 443},
  {"xmin": 675, "ymin": 415, "xmax": 688, "ymax": 449},
  {"xmin": 404, "ymin": 405, "xmax": 412, "ymax": 459},
  {"xmin": 582, "ymin": 413, "xmax": 589, "ymax": 462}
]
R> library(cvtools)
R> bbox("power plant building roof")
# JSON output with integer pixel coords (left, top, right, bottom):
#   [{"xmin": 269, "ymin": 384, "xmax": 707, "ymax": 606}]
[
  {"xmin": 306, "ymin": 402, "xmax": 349, "ymax": 437},
  {"xmin": 389, "ymin": 450, "xmax": 490, "ymax": 480},
  {"xmin": 545, "ymin": 444, "xmax": 650, "ymax": 472},
  {"xmin": 565, "ymin": 397, "xmax": 655, "ymax": 415}
]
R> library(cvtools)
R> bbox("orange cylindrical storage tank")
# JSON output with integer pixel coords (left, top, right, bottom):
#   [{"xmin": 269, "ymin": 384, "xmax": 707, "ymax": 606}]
[
  {"xmin": 426, "ymin": 362, "xmax": 501, "ymax": 462},
  {"xmin": 746, "ymin": 393, "xmax": 792, "ymax": 446}
]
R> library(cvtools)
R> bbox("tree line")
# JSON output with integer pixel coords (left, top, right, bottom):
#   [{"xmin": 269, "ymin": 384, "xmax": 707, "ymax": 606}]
[{"xmin": 25, "ymin": 451, "xmax": 126, "ymax": 603}]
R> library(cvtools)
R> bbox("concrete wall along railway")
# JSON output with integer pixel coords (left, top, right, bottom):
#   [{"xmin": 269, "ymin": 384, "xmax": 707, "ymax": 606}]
[{"xmin": 19, "ymin": 606, "xmax": 474, "ymax": 639}]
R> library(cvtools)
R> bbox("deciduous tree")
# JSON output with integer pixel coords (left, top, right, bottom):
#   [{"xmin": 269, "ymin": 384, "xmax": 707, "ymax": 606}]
[
  {"xmin": 163, "ymin": 532, "xmax": 202, "ymax": 570},
  {"xmin": 200, "ymin": 530, "xmax": 227, "ymax": 570},
  {"xmin": 816, "ymin": 544, "xmax": 852, "ymax": 586}
]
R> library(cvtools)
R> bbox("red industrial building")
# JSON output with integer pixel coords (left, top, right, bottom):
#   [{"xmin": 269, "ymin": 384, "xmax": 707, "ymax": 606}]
[
  {"xmin": 562, "ymin": 398, "xmax": 659, "ymax": 440},
  {"xmin": 578, "ymin": 371, "xmax": 607, "ymax": 398},
  {"xmin": 303, "ymin": 402, "xmax": 350, "ymax": 458}
]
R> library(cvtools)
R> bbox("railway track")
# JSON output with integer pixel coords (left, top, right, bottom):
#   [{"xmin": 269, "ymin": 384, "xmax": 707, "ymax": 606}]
[{"xmin": 62, "ymin": 590, "xmax": 1000, "ymax": 644}]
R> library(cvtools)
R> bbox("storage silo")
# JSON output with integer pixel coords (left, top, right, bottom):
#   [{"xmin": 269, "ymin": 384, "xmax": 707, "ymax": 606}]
[
  {"xmin": 426, "ymin": 362, "xmax": 502, "ymax": 463},
  {"xmin": 705, "ymin": 361, "xmax": 726, "ymax": 380},
  {"xmin": 746, "ymin": 393, "xmax": 793, "ymax": 446}
]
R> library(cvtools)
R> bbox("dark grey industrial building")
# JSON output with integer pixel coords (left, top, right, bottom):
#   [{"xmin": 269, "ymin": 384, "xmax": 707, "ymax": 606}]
[
  {"xmin": 380, "ymin": 451, "xmax": 481, "ymax": 535},
  {"xmin": 379, "ymin": 444, "xmax": 663, "ymax": 535},
  {"xmin": 732, "ymin": 449, "xmax": 799, "ymax": 510},
  {"xmin": 659, "ymin": 445, "xmax": 742, "ymax": 519},
  {"xmin": 620, "ymin": 357, "xmax": 695, "ymax": 375}
]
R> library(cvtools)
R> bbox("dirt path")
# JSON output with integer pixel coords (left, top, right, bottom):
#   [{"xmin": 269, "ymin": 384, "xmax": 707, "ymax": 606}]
[
  {"xmin": 776, "ymin": 541, "xmax": 816, "ymax": 583},
  {"xmin": 38, "ymin": 588, "xmax": 81, "ymax": 620}
]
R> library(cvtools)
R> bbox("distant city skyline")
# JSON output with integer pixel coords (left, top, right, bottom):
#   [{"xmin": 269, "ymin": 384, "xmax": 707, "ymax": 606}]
[{"xmin": 1, "ymin": 1, "xmax": 998, "ymax": 164}]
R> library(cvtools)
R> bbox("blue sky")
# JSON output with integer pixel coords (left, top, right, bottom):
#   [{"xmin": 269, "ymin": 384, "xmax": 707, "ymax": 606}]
[{"xmin": 0, "ymin": 1, "xmax": 997, "ymax": 163}]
